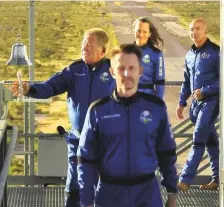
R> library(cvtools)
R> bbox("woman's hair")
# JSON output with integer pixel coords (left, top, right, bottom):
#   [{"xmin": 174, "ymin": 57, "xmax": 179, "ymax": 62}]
[{"xmin": 133, "ymin": 16, "xmax": 164, "ymax": 48}]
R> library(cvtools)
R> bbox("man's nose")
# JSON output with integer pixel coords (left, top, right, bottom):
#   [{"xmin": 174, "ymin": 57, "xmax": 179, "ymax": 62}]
[
  {"xmin": 139, "ymin": 32, "xmax": 144, "ymax": 38},
  {"xmin": 83, "ymin": 46, "xmax": 87, "ymax": 51},
  {"xmin": 82, "ymin": 44, "xmax": 88, "ymax": 51},
  {"xmin": 124, "ymin": 69, "xmax": 130, "ymax": 77},
  {"xmin": 191, "ymin": 29, "xmax": 196, "ymax": 34}
]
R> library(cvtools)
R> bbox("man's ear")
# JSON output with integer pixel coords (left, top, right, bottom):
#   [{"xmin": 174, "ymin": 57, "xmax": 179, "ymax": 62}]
[
  {"xmin": 101, "ymin": 47, "xmax": 106, "ymax": 55},
  {"xmin": 109, "ymin": 67, "xmax": 116, "ymax": 79}
]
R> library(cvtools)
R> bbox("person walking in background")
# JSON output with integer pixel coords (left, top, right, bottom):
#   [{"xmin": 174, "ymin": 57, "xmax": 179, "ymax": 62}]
[
  {"xmin": 77, "ymin": 44, "xmax": 177, "ymax": 207},
  {"xmin": 176, "ymin": 19, "xmax": 219, "ymax": 191},
  {"xmin": 133, "ymin": 16, "xmax": 165, "ymax": 99},
  {"xmin": 11, "ymin": 28, "xmax": 115, "ymax": 207}
]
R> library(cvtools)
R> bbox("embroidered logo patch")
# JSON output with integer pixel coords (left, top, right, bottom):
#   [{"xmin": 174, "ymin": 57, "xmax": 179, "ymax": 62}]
[
  {"xmin": 100, "ymin": 72, "xmax": 110, "ymax": 82},
  {"xmin": 140, "ymin": 110, "xmax": 152, "ymax": 124},
  {"xmin": 200, "ymin": 52, "xmax": 210, "ymax": 59},
  {"xmin": 142, "ymin": 54, "xmax": 150, "ymax": 64}
]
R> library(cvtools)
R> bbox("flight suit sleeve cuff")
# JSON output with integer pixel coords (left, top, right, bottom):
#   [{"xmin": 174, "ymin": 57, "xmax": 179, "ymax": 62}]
[
  {"xmin": 26, "ymin": 86, "xmax": 37, "ymax": 96},
  {"xmin": 166, "ymin": 186, "xmax": 178, "ymax": 194},
  {"xmin": 178, "ymin": 100, "xmax": 187, "ymax": 107}
]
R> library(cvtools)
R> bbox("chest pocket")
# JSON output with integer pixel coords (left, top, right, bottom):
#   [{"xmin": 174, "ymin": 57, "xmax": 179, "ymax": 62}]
[
  {"xmin": 196, "ymin": 51, "xmax": 216, "ymax": 74},
  {"xmin": 92, "ymin": 79, "xmax": 114, "ymax": 101},
  {"xmin": 133, "ymin": 111, "xmax": 159, "ymax": 156},
  {"xmin": 98, "ymin": 112, "xmax": 126, "ymax": 145},
  {"xmin": 141, "ymin": 59, "xmax": 154, "ymax": 80},
  {"xmin": 73, "ymin": 73, "xmax": 89, "ymax": 99}
]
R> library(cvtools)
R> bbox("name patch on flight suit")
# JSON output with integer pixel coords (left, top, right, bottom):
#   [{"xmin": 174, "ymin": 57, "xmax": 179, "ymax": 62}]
[
  {"xmin": 101, "ymin": 114, "xmax": 121, "ymax": 120},
  {"xmin": 74, "ymin": 73, "xmax": 86, "ymax": 76},
  {"xmin": 159, "ymin": 56, "xmax": 163, "ymax": 76}
]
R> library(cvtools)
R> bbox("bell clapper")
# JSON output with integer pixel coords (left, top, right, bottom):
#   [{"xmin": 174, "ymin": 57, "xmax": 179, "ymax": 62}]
[{"xmin": 17, "ymin": 70, "xmax": 23, "ymax": 101}]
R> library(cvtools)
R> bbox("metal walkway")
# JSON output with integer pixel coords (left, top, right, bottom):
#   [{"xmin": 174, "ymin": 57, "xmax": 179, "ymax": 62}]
[{"xmin": 7, "ymin": 186, "xmax": 219, "ymax": 207}]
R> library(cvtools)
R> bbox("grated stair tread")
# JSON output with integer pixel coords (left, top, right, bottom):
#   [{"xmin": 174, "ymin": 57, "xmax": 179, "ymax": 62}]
[{"xmin": 7, "ymin": 186, "xmax": 219, "ymax": 207}]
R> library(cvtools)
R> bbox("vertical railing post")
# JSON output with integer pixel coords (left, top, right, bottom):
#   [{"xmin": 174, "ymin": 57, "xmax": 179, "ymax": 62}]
[
  {"xmin": 0, "ymin": 129, "xmax": 7, "ymax": 207},
  {"xmin": 28, "ymin": 0, "xmax": 35, "ymax": 176},
  {"xmin": 220, "ymin": 0, "xmax": 224, "ymax": 205}
]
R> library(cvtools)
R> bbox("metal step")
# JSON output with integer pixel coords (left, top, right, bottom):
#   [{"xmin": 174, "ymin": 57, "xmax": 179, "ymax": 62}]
[
  {"xmin": 7, "ymin": 186, "xmax": 64, "ymax": 207},
  {"xmin": 7, "ymin": 186, "xmax": 219, "ymax": 207}
]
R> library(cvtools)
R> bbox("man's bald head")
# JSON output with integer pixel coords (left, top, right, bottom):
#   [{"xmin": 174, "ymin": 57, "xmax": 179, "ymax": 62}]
[
  {"xmin": 189, "ymin": 18, "xmax": 208, "ymax": 47},
  {"xmin": 190, "ymin": 19, "xmax": 208, "ymax": 33}
]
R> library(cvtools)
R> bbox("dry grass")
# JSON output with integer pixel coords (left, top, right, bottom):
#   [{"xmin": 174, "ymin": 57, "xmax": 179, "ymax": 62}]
[{"xmin": 147, "ymin": 1, "xmax": 220, "ymax": 47}]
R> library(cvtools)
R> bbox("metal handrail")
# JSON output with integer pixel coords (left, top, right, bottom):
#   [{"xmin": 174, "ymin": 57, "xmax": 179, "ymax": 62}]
[
  {"xmin": 4, "ymin": 80, "xmax": 220, "ymax": 186},
  {"xmin": 0, "ymin": 126, "xmax": 18, "ymax": 206}
]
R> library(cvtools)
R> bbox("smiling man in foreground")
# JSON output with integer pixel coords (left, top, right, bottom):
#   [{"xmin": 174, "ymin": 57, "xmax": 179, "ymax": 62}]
[{"xmin": 77, "ymin": 44, "xmax": 178, "ymax": 207}]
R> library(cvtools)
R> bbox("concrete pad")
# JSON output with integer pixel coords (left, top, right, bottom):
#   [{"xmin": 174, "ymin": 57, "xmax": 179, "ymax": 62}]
[
  {"xmin": 109, "ymin": 13, "xmax": 130, "ymax": 17},
  {"xmin": 113, "ymin": 25, "xmax": 133, "ymax": 35},
  {"xmin": 161, "ymin": 21, "xmax": 189, "ymax": 37},
  {"xmin": 121, "ymin": 5, "xmax": 146, "ymax": 8},
  {"xmin": 164, "ymin": 57, "xmax": 185, "ymax": 81},
  {"xmin": 151, "ymin": 13, "xmax": 178, "ymax": 22}
]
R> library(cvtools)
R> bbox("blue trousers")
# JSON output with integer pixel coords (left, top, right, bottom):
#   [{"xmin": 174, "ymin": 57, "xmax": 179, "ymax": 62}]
[
  {"xmin": 65, "ymin": 142, "xmax": 99, "ymax": 207},
  {"xmin": 179, "ymin": 97, "xmax": 219, "ymax": 184},
  {"xmin": 64, "ymin": 142, "xmax": 80, "ymax": 207},
  {"xmin": 95, "ymin": 176, "xmax": 163, "ymax": 207}
]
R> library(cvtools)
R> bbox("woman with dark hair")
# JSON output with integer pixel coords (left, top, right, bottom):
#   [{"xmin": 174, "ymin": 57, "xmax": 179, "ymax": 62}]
[{"xmin": 133, "ymin": 16, "xmax": 165, "ymax": 99}]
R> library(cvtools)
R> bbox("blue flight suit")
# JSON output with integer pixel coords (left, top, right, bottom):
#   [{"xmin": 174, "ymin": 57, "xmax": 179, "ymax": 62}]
[
  {"xmin": 137, "ymin": 43, "xmax": 165, "ymax": 99},
  {"xmin": 77, "ymin": 91, "xmax": 177, "ymax": 207},
  {"xmin": 26, "ymin": 58, "xmax": 115, "ymax": 207},
  {"xmin": 178, "ymin": 38, "xmax": 219, "ymax": 184}
]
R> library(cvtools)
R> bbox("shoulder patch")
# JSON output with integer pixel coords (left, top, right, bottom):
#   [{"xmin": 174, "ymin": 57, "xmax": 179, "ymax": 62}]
[
  {"xmin": 89, "ymin": 96, "xmax": 111, "ymax": 111},
  {"xmin": 138, "ymin": 92, "xmax": 165, "ymax": 106}
]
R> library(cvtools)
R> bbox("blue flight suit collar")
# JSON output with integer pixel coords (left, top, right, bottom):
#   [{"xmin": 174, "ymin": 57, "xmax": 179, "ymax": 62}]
[
  {"xmin": 191, "ymin": 38, "xmax": 210, "ymax": 52},
  {"xmin": 86, "ymin": 57, "xmax": 108, "ymax": 73},
  {"xmin": 112, "ymin": 89, "xmax": 138, "ymax": 105}
]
